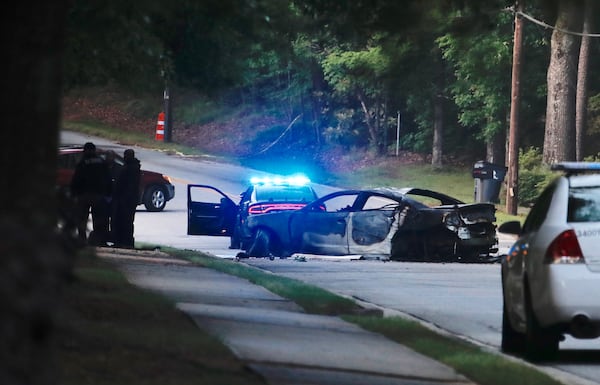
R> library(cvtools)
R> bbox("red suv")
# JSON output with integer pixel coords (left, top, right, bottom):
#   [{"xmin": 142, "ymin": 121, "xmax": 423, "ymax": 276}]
[{"xmin": 57, "ymin": 145, "xmax": 175, "ymax": 211}]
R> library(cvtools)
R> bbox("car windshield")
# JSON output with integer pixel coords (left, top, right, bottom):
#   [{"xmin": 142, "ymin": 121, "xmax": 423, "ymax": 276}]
[
  {"xmin": 568, "ymin": 185, "xmax": 600, "ymax": 222},
  {"xmin": 254, "ymin": 185, "xmax": 315, "ymax": 202}
]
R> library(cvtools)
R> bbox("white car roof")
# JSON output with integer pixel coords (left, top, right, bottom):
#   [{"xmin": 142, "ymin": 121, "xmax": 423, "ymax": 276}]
[{"xmin": 568, "ymin": 173, "xmax": 600, "ymax": 188}]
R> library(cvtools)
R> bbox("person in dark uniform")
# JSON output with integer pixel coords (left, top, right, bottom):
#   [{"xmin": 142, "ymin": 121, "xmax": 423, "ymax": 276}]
[
  {"xmin": 104, "ymin": 150, "xmax": 120, "ymax": 244},
  {"xmin": 112, "ymin": 148, "xmax": 141, "ymax": 248},
  {"xmin": 70, "ymin": 142, "xmax": 113, "ymax": 246}
]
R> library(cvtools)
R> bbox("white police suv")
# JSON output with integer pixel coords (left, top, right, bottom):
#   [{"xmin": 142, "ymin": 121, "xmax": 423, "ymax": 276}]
[{"xmin": 499, "ymin": 162, "xmax": 600, "ymax": 361}]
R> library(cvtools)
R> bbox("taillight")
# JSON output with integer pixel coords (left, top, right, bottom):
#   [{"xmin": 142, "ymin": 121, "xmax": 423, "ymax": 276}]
[
  {"xmin": 544, "ymin": 229, "xmax": 584, "ymax": 264},
  {"xmin": 248, "ymin": 205, "xmax": 267, "ymax": 214},
  {"xmin": 248, "ymin": 202, "xmax": 306, "ymax": 215}
]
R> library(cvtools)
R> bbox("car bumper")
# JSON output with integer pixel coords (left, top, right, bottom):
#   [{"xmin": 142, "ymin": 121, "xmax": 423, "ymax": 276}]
[
  {"xmin": 533, "ymin": 265, "xmax": 600, "ymax": 329},
  {"xmin": 456, "ymin": 229, "xmax": 498, "ymax": 252},
  {"xmin": 166, "ymin": 184, "xmax": 175, "ymax": 201}
]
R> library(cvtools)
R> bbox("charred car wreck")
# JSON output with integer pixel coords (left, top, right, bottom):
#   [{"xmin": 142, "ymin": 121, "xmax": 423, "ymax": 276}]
[{"xmin": 187, "ymin": 186, "xmax": 498, "ymax": 262}]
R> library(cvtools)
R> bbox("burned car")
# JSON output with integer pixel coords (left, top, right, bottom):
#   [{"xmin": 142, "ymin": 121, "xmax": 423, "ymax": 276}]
[{"xmin": 187, "ymin": 186, "xmax": 498, "ymax": 262}]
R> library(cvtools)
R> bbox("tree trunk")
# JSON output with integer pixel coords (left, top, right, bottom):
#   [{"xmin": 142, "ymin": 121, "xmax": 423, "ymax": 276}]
[
  {"xmin": 2, "ymin": 2, "xmax": 70, "ymax": 385},
  {"xmin": 543, "ymin": 0, "xmax": 583, "ymax": 164},
  {"xmin": 431, "ymin": 50, "xmax": 445, "ymax": 169},
  {"xmin": 506, "ymin": 0, "xmax": 524, "ymax": 215},
  {"xmin": 431, "ymin": 94, "xmax": 443, "ymax": 169},
  {"xmin": 486, "ymin": 124, "xmax": 506, "ymax": 166},
  {"xmin": 575, "ymin": 0, "xmax": 592, "ymax": 161},
  {"xmin": 310, "ymin": 64, "xmax": 326, "ymax": 146},
  {"xmin": 357, "ymin": 90, "xmax": 378, "ymax": 153}
]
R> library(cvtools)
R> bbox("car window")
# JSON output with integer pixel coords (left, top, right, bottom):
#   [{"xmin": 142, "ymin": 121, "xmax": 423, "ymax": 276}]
[
  {"xmin": 362, "ymin": 195, "xmax": 400, "ymax": 210},
  {"xmin": 254, "ymin": 185, "xmax": 316, "ymax": 202},
  {"xmin": 189, "ymin": 186, "xmax": 226, "ymax": 204},
  {"xmin": 522, "ymin": 181, "xmax": 556, "ymax": 233},
  {"xmin": 568, "ymin": 186, "xmax": 600, "ymax": 222},
  {"xmin": 320, "ymin": 193, "xmax": 359, "ymax": 212},
  {"xmin": 57, "ymin": 152, "xmax": 81, "ymax": 169}
]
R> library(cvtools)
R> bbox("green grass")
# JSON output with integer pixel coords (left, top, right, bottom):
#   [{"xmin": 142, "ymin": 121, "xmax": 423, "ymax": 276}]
[
  {"xmin": 57, "ymin": 250, "xmax": 267, "ymax": 385},
  {"xmin": 348, "ymin": 163, "xmax": 474, "ymax": 201}
]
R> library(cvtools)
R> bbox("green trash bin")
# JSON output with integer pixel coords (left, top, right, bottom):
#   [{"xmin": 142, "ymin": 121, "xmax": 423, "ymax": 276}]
[{"xmin": 472, "ymin": 161, "xmax": 507, "ymax": 203}]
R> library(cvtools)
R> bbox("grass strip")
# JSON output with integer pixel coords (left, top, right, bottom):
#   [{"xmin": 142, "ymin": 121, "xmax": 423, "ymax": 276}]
[{"xmin": 344, "ymin": 316, "xmax": 563, "ymax": 385}]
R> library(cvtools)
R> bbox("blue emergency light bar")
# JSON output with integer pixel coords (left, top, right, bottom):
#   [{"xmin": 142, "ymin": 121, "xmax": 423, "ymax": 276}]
[
  {"xmin": 551, "ymin": 162, "xmax": 600, "ymax": 173},
  {"xmin": 250, "ymin": 174, "xmax": 311, "ymax": 186}
]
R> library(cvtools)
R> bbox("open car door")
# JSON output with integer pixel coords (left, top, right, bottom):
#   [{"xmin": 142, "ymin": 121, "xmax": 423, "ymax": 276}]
[{"xmin": 187, "ymin": 184, "xmax": 237, "ymax": 236}]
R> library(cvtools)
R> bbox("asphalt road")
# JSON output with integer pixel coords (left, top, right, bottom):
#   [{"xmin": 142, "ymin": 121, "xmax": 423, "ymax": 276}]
[{"xmin": 60, "ymin": 131, "xmax": 600, "ymax": 385}]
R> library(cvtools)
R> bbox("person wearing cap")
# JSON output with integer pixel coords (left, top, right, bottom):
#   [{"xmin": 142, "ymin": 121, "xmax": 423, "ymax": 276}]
[
  {"xmin": 112, "ymin": 148, "xmax": 141, "ymax": 248},
  {"xmin": 70, "ymin": 142, "xmax": 113, "ymax": 246}
]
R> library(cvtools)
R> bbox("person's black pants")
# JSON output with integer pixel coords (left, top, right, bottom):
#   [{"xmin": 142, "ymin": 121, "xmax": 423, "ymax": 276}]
[
  {"xmin": 113, "ymin": 201, "xmax": 136, "ymax": 248},
  {"xmin": 75, "ymin": 193, "xmax": 109, "ymax": 246}
]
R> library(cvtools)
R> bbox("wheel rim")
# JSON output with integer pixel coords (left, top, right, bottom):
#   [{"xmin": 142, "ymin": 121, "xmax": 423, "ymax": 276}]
[{"xmin": 152, "ymin": 190, "xmax": 165, "ymax": 209}]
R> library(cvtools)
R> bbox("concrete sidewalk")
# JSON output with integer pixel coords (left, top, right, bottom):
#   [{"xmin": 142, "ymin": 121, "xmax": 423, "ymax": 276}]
[{"xmin": 98, "ymin": 247, "xmax": 475, "ymax": 385}]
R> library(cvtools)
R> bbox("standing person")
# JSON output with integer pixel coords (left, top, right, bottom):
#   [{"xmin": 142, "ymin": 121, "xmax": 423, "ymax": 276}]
[
  {"xmin": 70, "ymin": 142, "xmax": 113, "ymax": 246},
  {"xmin": 112, "ymin": 148, "xmax": 141, "ymax": 248},
  {"xmin": 104, "ymin": 150, "xmax": 120, "ymax": 243}
]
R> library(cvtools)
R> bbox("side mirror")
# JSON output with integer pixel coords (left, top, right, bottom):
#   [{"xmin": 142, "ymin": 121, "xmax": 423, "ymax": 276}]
[{"xmin": 498, "ymin": 220, "xmax": 521, "ymax": 235}]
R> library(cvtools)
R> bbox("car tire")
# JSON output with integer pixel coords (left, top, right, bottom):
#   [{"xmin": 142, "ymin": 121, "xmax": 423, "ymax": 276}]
[
  {"xmin": 524, "ymin": 286, "xmax": 559, "ymax": 361},
  {"xmin": 143, "ymin": 185, "xmax": 167, "ymax": 212},
  {"xmin": 501, "ymin": 297, "xmax": 526, "ymax": 354},
  {"xmin": 391, "ymin": 232, "xmax": 422, "ymax": 261},
  {"xmin": 247, "ymin": 228, "xmax": 283, "ymax": 259}
]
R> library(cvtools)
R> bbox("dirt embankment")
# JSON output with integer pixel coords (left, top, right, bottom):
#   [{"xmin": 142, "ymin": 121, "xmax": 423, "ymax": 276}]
[
  {"xmin": 62, "ymin": 91, "xmax": 286, "ymax": 158},
  {"xmin": 61, "ymin": 90, "xmax": 431, "ymax": 176}
]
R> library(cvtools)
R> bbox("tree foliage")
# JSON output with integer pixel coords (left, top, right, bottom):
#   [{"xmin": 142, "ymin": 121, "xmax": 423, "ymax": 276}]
[{"xmin": 62, "ymin": 0, "xmax": 600, "ymax": 163}]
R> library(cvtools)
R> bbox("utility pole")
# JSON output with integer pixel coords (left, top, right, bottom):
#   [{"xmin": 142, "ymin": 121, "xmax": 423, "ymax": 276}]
[
  {"xmin": 396, "ymin": 111, "xmax": 401, "ymax": 157},
  {"xmin": 164, "ymin": 86, "xmax": 172, "ymax": 142},
  {"xmin": 507, "ymin": 1, "xmax": 524, "ymax": 215},
  {"xmin": 161, "ymin": 54, "xmax": 173, "ymax": 143}
]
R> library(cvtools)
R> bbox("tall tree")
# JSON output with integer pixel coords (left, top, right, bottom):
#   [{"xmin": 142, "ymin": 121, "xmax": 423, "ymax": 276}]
[
  {"xmin": 437, "ymin": 9, "xmax": 514, "ymax": 165},
  {"xmin": 543, "ymin": 0, "xmax": 583, "ymax": 164},
  {"xmin": 2, "ymin": 2, "xmax": 69, "ymax": 385},
  {"xmin": 575, "ymin": 0, "xmax": 593, "ymax": 161},
  {"xmin": 322, "ymin": 43, "xmax": 393, "ymax": 153}
]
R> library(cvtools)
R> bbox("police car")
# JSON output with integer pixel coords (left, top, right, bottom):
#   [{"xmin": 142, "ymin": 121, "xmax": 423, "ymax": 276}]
[
  {"xmin": 187, "ymin": 175, "xmax": 318, "ymax": 251},
  {"xmin": 499, "ymin": 162, "xmax": 600, "ymax": 361}
]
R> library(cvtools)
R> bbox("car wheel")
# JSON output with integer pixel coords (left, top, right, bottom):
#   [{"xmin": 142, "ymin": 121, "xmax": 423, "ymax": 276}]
[
  {"xmin": 391, "ymin": 232, "xmax": 421, "ymax": 261},
  {"xmin": 143, "ymin": 185, "xmax": 167, "ymax": 212},
  {"xmin": 501, "ymin": 297, "xmax": 526, "ymax": 354},
  {"xmin": 524, "ymin": 286, "xmax": 559, "ymax": 361},
  {"xmin": 247, "ymin": 228, "xmax": 283, "ymax": 259}
]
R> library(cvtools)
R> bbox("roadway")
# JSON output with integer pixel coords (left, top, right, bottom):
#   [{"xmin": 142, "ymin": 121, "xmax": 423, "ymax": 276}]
[{"xmin": 60, "ymin": 131, "xmax": 600, "ymax": 385}]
